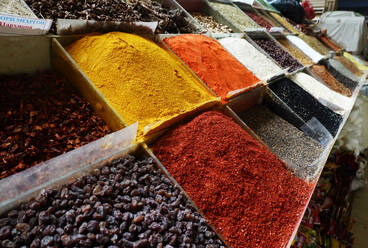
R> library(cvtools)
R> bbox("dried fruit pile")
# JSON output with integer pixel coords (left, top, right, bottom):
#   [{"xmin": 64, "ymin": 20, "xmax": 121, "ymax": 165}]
[
  {"xmin": 0, "ymin": 155, "xmax": 225, "ymax": 248},
  {"xmin": 254, "ymin": 38, "xmax": 302, "ymax": 72},
  {"xmin": 0, "ymin": 73, "xmax": 111, "ymax": 179}
]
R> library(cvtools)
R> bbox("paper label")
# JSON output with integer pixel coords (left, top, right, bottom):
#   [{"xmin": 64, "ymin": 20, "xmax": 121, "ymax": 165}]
[
  {"xmin": 269, "ymin": 27, "xmax": 284, "ymax": 33},
  {"xmin": 0, "ymin": 13, "xmax": 51, "ymax": 35},
  {"xmin": 234, "ymin": 0, "xmax": 255, "ymax": 5}
]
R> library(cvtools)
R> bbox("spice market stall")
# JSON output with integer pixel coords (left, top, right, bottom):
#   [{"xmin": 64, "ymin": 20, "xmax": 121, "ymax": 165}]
[{"xmin": 0, "ymin": 0, "xmax": 367, "ymax": 248}]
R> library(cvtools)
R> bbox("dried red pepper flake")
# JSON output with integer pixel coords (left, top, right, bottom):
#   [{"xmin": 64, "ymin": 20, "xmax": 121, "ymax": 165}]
[
  {"xmin": 153, "ymin": 111, "xmax": 312, "ymax": 248},
  {"xmin": 0, "ymin": 72, "xmax": 111, "ymax": 179}
]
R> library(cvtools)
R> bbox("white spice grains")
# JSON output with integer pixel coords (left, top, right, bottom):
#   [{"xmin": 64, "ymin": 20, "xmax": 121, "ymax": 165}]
[
  {"xmin": 0, "ymin": 0, "xmax": 35, "ymax": 17},
  {"xmin": 218, "ymin": 37, "xmax": 283, "ymax": 81},
  {"xmin": 291, "ymin": 72, "xmax": 353, "ymax": 113}
]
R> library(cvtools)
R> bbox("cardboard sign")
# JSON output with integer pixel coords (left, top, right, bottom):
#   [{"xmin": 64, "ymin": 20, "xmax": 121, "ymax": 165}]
[{"xmin": 0, "ymin": 13, "xmax": 51, "ymax": 35}]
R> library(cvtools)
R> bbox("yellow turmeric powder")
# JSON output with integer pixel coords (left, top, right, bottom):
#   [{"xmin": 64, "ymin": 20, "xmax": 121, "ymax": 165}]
[{"xmin": 66, "ymin": 32, "xmax": 216, "ymax": 135}]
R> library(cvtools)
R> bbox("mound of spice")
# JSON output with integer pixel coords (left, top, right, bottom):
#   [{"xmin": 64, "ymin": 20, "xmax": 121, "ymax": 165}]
[
  {"xmin": 153, "ymin": 111, "xmax": 312, "ymax": 248},
  {"xmin": 310, "ymin": 65, "xmax": 352, "ymax": 97},
  {"xmin": 164, "ymin": 34, "xmax": 259, "ymax": 98},
  {"xmin": 0, "ymin": 0, "xmax": 35, "ymax": 17},
  {"xmin": 269, "ymin": 78, "xmax": 343, "ymax": 137},
  {"xmin": 323, "ymin": 60, "xmax": 359, "ymax": 91},
  {"xmin": 278, "ymin": 39, "xmax": 313, "ymax": 66},
  {"xmin": 209, "ymin": 1, "xmax": 259, "ymax": 30},
  {"xmin": 191, "ymin": 12, "xmax": 232, "ymax": 33},
  {"xmin": 291, "ymin": 72, "xmax": 353, "ymax": 112},
  {"xmin": 25, "ymin": 0, "xmax": 198, "ymax": 34},
  {"xmin": 0, "ymin": 73, "xmax": 111, "ymax": 179},
  {"xmin": 240, "ymin": 105, "xmax": 324, "ymax": 180},
  {"xmin": 320, "ymin": 36, "xmax": 341, "ymax": 51},
  {"xmin": 270, "ymin": 13, "xmax": 300, "ymax": 34},
  {"xmin": 0, "ymin": 154, "xmax": 225, "ymax": 247},
  {"xmin": 299, "ymin": 34, "xmax": 331, "ymax": 55},
  {"xmin": 254, "ymin": 38, "xmax": 302, "ymax": 72},
  {"xmin": 67, "ymin": 32, "xmax": 215, "ymax": 135},
  {"xmin": 244, "ymin": 10, "xmax": 273, "ymax": 30},
  {"xmin": 218, "ymin": 37, "xmax": 283, "ymax": 81},
  {"xmin": 335, "ymin": 55, "xmax": 364, "ymax": 77}
]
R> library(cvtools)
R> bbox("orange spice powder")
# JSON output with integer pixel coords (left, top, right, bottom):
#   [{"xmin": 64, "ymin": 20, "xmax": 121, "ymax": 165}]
[{"xmin": 164, "ymin": 34, "xmax": 260, "ymax": 99}]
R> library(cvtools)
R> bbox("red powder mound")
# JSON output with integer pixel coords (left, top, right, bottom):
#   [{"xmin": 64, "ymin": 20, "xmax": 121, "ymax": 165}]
[
  {"xmin": 164, "ymin": 34, "xmax": 260, "ymax": 98},
  {"xmin": 153, "ymin": 111, "xmax": 312, "ymax": 248}
]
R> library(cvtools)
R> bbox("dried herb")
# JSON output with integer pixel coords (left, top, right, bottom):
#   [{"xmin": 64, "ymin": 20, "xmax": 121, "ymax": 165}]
[{"xmin": 0, "ymin": 72, "xmax": 111, "ymax": 179}]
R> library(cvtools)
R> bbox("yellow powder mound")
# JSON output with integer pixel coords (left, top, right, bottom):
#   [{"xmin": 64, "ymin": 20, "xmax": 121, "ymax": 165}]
[{"xmin": 67, "ymin": 32, "xmax": 216, "ymax": 135}]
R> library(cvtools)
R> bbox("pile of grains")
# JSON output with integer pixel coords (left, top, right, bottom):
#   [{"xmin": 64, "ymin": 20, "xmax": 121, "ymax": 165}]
[
  {"xmin": 327, "ymin": 59, "xmax": 360, "ymax": 87},
  {"xmin": 191, "ymin": 12, "xmax": 232, "ymax": 33},
  {"xmin": 164, "ymin": 34, "xmax": 259, "ymax": 98},
  {"xmin": 243, "ymin": 10, "xmax": 273, "ymax": 30},
  {"xmin": 153, "ymin": 111, "xmax": 312, "ymax": 248},
  {"xmin": 254, "ymin": 38, "xmax": 302, "ymax": 72},
  {"xmin": 24, "ymin": 0, "xmax": 197, "ymax": 34},
  {"xmin": 287, "ymin": 35, "xmax": 324, "ymax": 63},
  {"xmin": 67, "ymin": 32, "xmax": 215, "ymax": 135},
  {"xmin": 0, "ymin": 0, "xmax": 35, "ymax": 17},
  {"xmin": 278, "ymin": 39, "xmax": 313, "ymax": 66},
  {"xmin": 321, "ymin": 61, "xmax": 358, "ymax": 91},
  {"xmin": 218, "ymin": 37, "xmax": 283, "ymax": 81},
  {"xmin": 299, "ymin": 34, "xmax": 331, "ymax": 55},
  {"xmin": 0, "ymin": 155, "xmax": 225, "ymax": 247},
  {"xmin": 240, "ymin": 105, "xmax": 324, "ymax": 180},
  {"xmin": 269, "ymin": 78, "xmax": 343, "ymax": 137},
  {"xmin": 291, "ymin": 72, "xmax": 353, "ymax": 112},
  {"xmin": 310, "ymin": 65, "xmax": 352, "ymax": 97},
  {"xmin": 209, "ymin": 2, "xmax": 259, "ymax": 30},
  {"xmin": 270, "ymin": 13, "xmax": 300, "ymax": 34},
  {"xmin": 0, "ymin": 73, "xmax": 111, "ymax": 179},
  {"xmin": 335, "ymin": 55, "xmax": 364, "ymax": 77}
]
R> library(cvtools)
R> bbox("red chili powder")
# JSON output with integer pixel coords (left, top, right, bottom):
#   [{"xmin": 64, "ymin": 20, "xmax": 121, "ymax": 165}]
[
  {"xmin": 153, "ymin": 111, "xmax": 312, "ymax": 248},
  {"xmin": 163, "ymin": 34, "xmax": 259, "ymax": 99}
]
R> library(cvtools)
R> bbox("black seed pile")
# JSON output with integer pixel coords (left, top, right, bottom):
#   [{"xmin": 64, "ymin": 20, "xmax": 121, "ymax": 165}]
[
  {"xmin": 321, "ymin": 60, "xmax": 359, "ymax": 91},
  {"xmin": 269, "ymin": 78, "xmax": 343, "ymax": 137},
  {"xmin": 0, "ymin": 155, "xmax": 225, "ymax": 248},
  {"xmin": 24, "ymin": 0, "xmax": 198, "ymax": 34},
  {"xmin": 240, "ymin": 105, "xmax": 324, "ymax": 180},
  {"xmin": 254, "ymin": 38, "xmax": 302, "ymax": 72}
]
